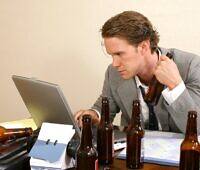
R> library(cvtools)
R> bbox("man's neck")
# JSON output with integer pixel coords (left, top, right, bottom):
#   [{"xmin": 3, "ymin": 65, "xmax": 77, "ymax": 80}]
[{"xmin": 137, "ymin": 51, "xmax": 159, "ymax": 85}]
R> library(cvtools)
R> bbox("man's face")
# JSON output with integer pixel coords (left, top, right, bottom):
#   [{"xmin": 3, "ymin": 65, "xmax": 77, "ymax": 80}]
[{"xmin": 104, "ymin": 37, "xmax": 143, "ymax": 79}]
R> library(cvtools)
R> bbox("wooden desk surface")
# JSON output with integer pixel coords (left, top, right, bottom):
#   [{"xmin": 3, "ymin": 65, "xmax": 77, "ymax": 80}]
[
  {"xmin": 108, "ymin": 158, "xmax": 178, "ymax": 170},
  {"xmin": 69, "ymin": 158, "xmax": 178, "ymax": 170}
]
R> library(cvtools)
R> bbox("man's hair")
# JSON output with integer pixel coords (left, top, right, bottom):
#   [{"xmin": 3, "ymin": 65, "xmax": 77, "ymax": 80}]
[{"xmin": 101, "ymin": 11, "xmax": 159, "ymax": 53}]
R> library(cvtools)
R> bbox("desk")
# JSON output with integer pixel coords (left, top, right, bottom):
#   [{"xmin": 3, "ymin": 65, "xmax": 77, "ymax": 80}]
[
  {"xmin": 68, "ymin": 158, "xmax": 178, "ymax": 170},
  {"xmin": 108, "ymin": 158, "xmax": 178, "ymax": 170},
  {"xmin": 0, "ymin": 119, "xmax": 179, "ymax": 170}
]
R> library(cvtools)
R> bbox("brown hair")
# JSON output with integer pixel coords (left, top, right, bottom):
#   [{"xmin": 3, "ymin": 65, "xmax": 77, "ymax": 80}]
[{"xmin": 101, "ymin": 11, "xmax": 159, "ymax": 53}]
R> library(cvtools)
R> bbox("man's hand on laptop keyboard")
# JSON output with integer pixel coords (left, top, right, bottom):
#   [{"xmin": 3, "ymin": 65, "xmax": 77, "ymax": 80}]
[{"xmin": 74, "ymin": 109, "xmax": 100, "ymax": 127}]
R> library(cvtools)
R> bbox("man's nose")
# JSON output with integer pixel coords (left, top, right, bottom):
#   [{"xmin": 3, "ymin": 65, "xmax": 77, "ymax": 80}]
[{"xmin": 112, "ymin": 56, "xmax": 120, "ymax": 67}]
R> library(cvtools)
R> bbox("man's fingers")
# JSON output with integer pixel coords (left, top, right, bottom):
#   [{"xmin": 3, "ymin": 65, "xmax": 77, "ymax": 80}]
[
  {"xmin": 160, "ymin": 55, "xmax": 170, "ymax": 61},
  {"xmin": 75, "ymin": 110, "xmax": 89, "ymax": 127},
  {"xmin": 74, "ymin": 110, "xmax": 84, "ymax": 121},
  {"xmin": 74, "ymin": 109, "xmax": 100, "ymax": 127},
  {"xmin": 77, "ymin": 118, "xmax": 83, "ymax": 127}
]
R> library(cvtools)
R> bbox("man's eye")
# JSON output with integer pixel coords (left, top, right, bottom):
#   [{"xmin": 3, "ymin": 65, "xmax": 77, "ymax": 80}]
[
  {"xmin": 116, "ymin": 53, "xmax": 122, "ymax": 56},
  {"xmin": 112, "ymin": 52, "xmax": 123, "ymax": 58}
]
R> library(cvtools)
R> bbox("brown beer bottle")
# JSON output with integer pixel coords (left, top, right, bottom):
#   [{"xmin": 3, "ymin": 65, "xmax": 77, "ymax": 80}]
[
  {"xmin": 76, "ymin": 115, "xmax": 98, "ymax": 170},
  {"xmin": 144, "ymin": 52, "xmax": 173, "ymax": 105},
  {"xmin": 179, "ymin": 111, "xmax": 200, "ymax": 170},
  {"xmin": 0, "ymin": 126, "xmax": 33, "ymax": 143},
  {"xmin": 97, "ymin": 97, "xmax": 114, "ymax": 165},
  {"xmin": 126, "ymin": 100, "xmax": 144, "ymax": 169}
]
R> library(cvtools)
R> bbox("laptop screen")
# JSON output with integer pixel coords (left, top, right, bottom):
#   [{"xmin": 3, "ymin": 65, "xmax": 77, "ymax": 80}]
[{"xmin": 12, "ymin": 75, "xmax": 81, "ymax": 138}]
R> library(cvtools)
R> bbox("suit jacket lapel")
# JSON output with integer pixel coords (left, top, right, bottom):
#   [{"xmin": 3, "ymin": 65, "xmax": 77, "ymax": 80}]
[{"xmin": 117, "ymin": 78, "xmax": 138, "ymax": 121}]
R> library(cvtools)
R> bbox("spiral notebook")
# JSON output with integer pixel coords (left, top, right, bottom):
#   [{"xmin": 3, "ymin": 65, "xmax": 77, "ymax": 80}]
[{"xmin": 29, "ymin": 122, "xmax": 75, "ymax": 169}]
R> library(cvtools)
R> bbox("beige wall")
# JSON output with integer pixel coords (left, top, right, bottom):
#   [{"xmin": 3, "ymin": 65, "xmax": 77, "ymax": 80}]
[{"xmin": 1, "ymin": 0, "xmax": 200, "ymax": 122}]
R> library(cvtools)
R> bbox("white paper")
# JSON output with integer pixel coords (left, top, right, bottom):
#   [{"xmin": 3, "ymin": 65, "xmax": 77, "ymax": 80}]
[
  {"xmin": 118, "ymin": 137, "xmax": 183, "ymax": 165},
  {"xmin": 117, "ymin": 131, "xmax": 187, "ymax": 166},
  {"xmin": 114, "ymin": 142, "xmax": 126, "ymax": 151}
]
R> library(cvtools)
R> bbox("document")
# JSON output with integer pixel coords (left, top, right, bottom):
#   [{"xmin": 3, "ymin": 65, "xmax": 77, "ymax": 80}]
[
  {"xmin": 114, "ymin": 141, "xmax": 126, "ymax": 151},
  {"xmin": 29, "ymin": 122, "xmax": 75, "ymax": 169},
  {"xmin": 117, "ymin": 131, "xmax": 186, "ymax": 166}
]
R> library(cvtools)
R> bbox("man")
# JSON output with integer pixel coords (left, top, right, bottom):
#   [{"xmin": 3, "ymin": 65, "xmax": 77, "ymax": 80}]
[{"xmin": 75, "ymin": 11, "xmax": 200, "ymax": 133}]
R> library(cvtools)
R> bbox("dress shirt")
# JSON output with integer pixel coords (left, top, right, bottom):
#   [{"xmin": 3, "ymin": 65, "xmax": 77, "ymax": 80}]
[{"xmin": 162, "ymin": 81, "xmax": 186, "ymax": 105}]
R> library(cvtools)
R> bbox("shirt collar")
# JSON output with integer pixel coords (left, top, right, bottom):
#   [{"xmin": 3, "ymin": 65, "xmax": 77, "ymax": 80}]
[
  {"xmin": 156, "ymin": 47, "xmax": 162, "ymax": 58},
  {"xmin": 135, "ymin": 76, "xmax": 148, "ymax": 89},
  {"xmin": 135, "ymin": 76, "xmax": 142, "ymax": 88}
]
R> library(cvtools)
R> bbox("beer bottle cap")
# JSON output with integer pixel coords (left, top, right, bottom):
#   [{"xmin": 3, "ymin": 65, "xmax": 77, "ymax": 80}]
[
  {"xmin": 82, "ymin": 114, "xmax": 91, "ymax": 123},
  {"xmin": 102, "ymin": 97, "xmax": 109, "ymax": 104},
  {"xmin": 133, "ymin": 100, "xmax": 140, "ymax": 106},
  {"xmin": 188, "ymin": 111, "xmax": 197, "ymax": 118}
]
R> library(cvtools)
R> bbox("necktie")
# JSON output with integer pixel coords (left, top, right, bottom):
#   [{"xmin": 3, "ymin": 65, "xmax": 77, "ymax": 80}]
[{"xmin": 139, "ymin": 86, "xmax": 159, "ymax": 130}]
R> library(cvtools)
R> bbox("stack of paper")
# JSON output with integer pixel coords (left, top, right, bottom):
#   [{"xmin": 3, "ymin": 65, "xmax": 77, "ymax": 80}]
[
  {"xmin": 117, "ymin": 131, "xmax": 185, "ymax": 166},
  {"xmin": 29, "ymin": 122, "xmax": 75, "ymax": 169}
]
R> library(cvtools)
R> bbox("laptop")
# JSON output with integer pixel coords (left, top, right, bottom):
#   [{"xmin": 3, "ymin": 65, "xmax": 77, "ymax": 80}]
[{"xmin": 12, "ymin": 75, "xmax": 81, "ymax": 137}]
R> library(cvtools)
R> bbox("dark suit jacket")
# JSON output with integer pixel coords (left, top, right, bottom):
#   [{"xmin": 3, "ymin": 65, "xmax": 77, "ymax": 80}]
[{"xmin": 92, "ymin": 48, "xmax": 200, "ymax": 133}]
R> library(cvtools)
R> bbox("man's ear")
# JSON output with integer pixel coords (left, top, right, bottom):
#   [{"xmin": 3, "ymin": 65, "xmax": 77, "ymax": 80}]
[{"xmin": 137, "ymin": 40, "xmax": 150, "ymax": 55}]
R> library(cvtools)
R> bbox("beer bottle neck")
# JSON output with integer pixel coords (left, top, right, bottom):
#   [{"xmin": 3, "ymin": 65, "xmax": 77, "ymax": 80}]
[
  {"xmin": 101, "ymin": 103, "xmax": 110, "ymax": 123},
  {"xmin": 130, "ymin": 114, "xmax": 141, "ymax": 128},
  {"xmin": 80, "ymin": 123, "xmax": 93, "ymax": 148},
  {"xmin": 130, "ymin": 102, "xmax": 141, "ymax": 127},
  {"xmin": 185, "ymin": 116, "xmax": 198, "ymax": 139},
  {"xmin": 5, "ymin": 128, "xmax": 32, "ymax": 136},
  {"xmin": 0, "ymin": 126, "xmax": 33, "ymax": 142}
]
